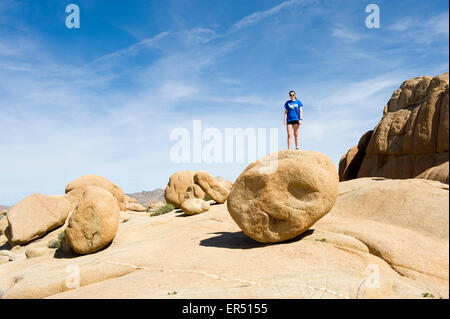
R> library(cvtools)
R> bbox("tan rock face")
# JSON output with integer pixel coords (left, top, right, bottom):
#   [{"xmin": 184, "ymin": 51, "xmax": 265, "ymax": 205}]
[
  {"xmin": 416, "ymin": 161, "xmax": 449, "ymax": 184},
  {"xmin": 180, "ymin": 199, "xmax": 210, "ymax": 215},
  {"xmin": 184, "ymin": 184, "xmax": 206, "ymax": 200},
  {"xmin": 339, "ymin": 130, "xmax": 373, "ymax": 181},
  {"xmin": 227, "ymin": 150, "xmax": 339, "ymax": 243},
  {"xmin": 65, "ymin": 186, "xmax": 120, "ymax": 255},
  {"xmin": 5, "ymin": 194, "xmax": 72, "ymax": 246},
  {"xmin": 65, "ymin": 175, "xmax": 126, "ymax": 210},
  {"xmin": 339, "ymin": 72, "xmax": 449, "ymax": 183},
  {"xmin": 164, "ymin": 171, "xmax": 197, "ymax": 208},
  {"xmin": 194, "ymin": 171, "xmax": 230, "ymax": 203},
  {"xmin": 215, "ymin": 176, "xmax": 233, "ymax": 191}
]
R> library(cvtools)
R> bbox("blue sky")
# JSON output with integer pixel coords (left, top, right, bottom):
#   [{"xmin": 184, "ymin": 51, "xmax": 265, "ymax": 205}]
[{"xmin": 0, "ymin": 0, "xmax": 448, "ymax": 205}]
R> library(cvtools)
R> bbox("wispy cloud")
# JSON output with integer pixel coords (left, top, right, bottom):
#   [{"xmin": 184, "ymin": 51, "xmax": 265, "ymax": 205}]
[
  {"xmin": 330, "ymin": 25, "xmax": 363, "ymax": 42},
  {"xmin": 388, "ymin": 12, "xmax": 449, "ymax": 44},
  {"xmin": 0, "ymin": 0, "xmax": 448, "ymax": 205},
  {"xmin": 231, "ymin": 0, "xmax": 308, "ymax": 31},
  {"xmin": 389, "ymin": 17, "xmax": 415, "ymax": 32}
]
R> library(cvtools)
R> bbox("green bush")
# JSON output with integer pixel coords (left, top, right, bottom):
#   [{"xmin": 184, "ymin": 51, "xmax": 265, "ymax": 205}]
[
  {"xmin": 150, "ymin": 203, "xmax": 174, "ymax": 217},
  {"xmin": 47, "ymin": 231, "xmax": 66, "ymax": 249},
  {"xmin": 203, "ymin": 193, "xmax": 213, "ymax": 201},
  {"xmin": 422, "ymin": 292, "xmax": 435, "ymax": 298}
]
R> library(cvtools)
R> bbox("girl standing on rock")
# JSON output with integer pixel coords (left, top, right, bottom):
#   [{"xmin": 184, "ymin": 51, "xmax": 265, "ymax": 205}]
[{"xmin": 284, "ymin": 90, "xmax": 303, "ymax": 150}]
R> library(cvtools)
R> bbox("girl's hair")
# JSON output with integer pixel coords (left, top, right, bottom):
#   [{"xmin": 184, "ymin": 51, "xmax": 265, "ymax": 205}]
[{"xmin": 289, "ymin": 90, "xmax": 296, "ymax": 95}]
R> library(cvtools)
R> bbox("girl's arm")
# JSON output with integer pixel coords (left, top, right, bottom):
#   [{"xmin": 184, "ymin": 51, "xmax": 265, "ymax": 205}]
[
  {"xmin": 299, "ymin": 107, "xmax": 303, "ymax": 124},
  {"xmin": 284, "ymin": 109, "xmax": 288, "ymax": 124}
]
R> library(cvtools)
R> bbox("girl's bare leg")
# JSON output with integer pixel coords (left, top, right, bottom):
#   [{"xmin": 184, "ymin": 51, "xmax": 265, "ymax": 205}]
[
  {"xmin": 286, "ymin": 124, "xmax": 293, "ymax": 149},
  {"xmin": 293, "ymin": 124, "xmax": 300, "ymax": 149}
]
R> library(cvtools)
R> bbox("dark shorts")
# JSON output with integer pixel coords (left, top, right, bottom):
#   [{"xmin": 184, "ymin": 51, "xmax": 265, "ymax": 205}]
[{"xmin": 287, "ymin": 120, "xmax": 299, "ymax": 125}]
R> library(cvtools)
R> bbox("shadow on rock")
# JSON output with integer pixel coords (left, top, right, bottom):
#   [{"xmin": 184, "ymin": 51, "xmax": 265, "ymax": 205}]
[
  {"xmin": 53, "ymin": 240, "xmax": 113, "ymax": 259},
  {"xmin": 199, "ymin": 229, "xmax": 315, "ymax": 250},
  {"xmin": 0, "ymin": 242, "xmax": 11, "ymax": 251}
]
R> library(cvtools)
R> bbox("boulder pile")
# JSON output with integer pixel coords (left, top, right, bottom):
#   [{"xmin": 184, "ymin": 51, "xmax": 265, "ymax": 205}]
[
  {"xmin": 164, "ymin": 170, "xmax": 233, "ymax": 215},
  {"xmin": 339, "ymin": 72, "xmax": 449, "ymax": 183},
  {"xmin": 3, "ymin": 175, "xmax": 128, "ymax": 255}
]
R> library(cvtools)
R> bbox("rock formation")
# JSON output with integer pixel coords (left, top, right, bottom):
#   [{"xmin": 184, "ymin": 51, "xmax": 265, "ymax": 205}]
[
  {"xmin": 339, "ymin": 72, "xmax": 449, "ymax": 183},
  {"xmin": 339, "ymin": 130, "xmax": 372, "ymax": 181},
  {"xmin": 227, "ymin": 150, "xmax": 339, "ymax": 243},
  {"xmin": 5, "ymin": 194, "xmax": 72, "ymax": 246},
  {"xmin": 1, "ymin": 177, "xmax": 446, "ymax": 299},
  {"xmin": 164, "ymin": 170, "xmax": 232, "ymax": 208}
]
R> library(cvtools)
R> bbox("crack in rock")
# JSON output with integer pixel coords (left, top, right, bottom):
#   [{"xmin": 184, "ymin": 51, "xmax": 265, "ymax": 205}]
[{"xmin": 102, "ymin": 261, "xmax": 351, "ymax": 299}]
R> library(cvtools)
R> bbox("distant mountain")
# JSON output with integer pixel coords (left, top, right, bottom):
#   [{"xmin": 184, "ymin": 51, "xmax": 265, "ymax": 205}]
[
  {"xmin": 0, "ymin": 205, "xmax": 10, "ymax": 210},
  {"xmin": 126, "ymin": 188, "xmax": 165, "ymax": 204}
]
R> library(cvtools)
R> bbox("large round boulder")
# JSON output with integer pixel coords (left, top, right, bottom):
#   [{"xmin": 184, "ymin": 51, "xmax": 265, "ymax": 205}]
[
  {"xmin": 65, "ymin": 175, "xmax": 126, "ymax": 211},
  {"xmin": 227, "ymin": 150, "xmax": 339, "ymax": 243},
  {"xmin": 65, "ymin": 186, "xmax": 120, "ymax": 255}
]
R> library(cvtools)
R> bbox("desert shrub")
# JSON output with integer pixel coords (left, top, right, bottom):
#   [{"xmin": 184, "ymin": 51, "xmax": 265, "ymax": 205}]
[
  {"xmin": 150, "ymin": 204, "xmax": 174, "ymax": 217},
  {"xmin": 203, "ymin": 193, "xmax": 213, "ymax": 201},
  {"xmin": 47, "ymin": 231, "xmax": 66, "ymax": 249}
]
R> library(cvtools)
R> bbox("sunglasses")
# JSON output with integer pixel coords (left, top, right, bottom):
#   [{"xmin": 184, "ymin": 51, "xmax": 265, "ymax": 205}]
[{"xmin": 289, "ymin": 94, "xmax": 295, "ymax": 96}]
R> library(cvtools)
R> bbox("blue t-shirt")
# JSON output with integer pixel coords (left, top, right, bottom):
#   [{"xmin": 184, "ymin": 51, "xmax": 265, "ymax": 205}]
[{"xmin": 284, "ymin": 99, "xmax": 303, "ymax": 122}]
